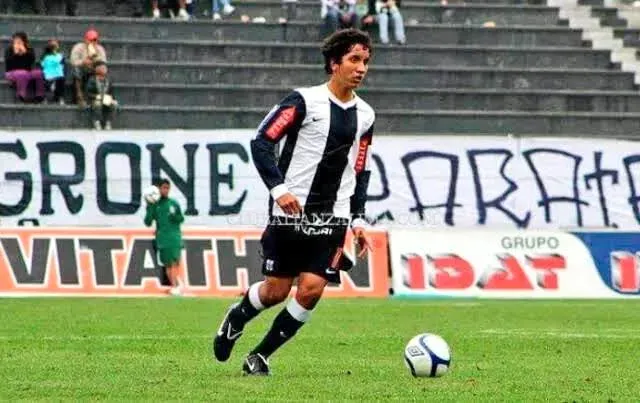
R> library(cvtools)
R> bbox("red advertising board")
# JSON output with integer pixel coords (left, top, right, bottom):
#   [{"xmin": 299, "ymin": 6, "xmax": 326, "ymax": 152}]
[{"xmin": 0, "ymin": 228, "xmax": 389, "ymax": 297}]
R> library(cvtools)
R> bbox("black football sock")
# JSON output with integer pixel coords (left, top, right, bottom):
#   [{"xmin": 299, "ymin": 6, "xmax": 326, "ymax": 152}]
[
  {"xmin": 250, "ymin": 298, "xmax": 310, "ymax": 358},
  {"xmin": 229, "ymin": 281, "xmax": 265, "ymax": 328}
]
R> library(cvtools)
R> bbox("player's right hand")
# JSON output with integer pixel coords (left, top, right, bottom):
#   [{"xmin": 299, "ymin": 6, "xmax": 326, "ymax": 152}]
[{"xmin": 276, "ymin": 193, "xmax": 303, "ymax": 216}]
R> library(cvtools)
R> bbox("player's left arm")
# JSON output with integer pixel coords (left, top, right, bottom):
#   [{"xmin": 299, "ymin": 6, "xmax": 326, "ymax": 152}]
[
  {"xmin": 350, "ymin": 123, "xmax": 374, "ymax": 257},
  {"xmin": 170, "ymin": 200, "xmax": 184, "ymax": 224}
]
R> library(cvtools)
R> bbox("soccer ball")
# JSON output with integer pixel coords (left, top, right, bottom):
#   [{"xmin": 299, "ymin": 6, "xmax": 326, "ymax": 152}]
[
  {"xmin": 143, "ymin": 185, "xmax": 160, "ymax": 204},
  {"xmin": 404, "ymin": 333, "xmax": 451, "ymax": 378}
]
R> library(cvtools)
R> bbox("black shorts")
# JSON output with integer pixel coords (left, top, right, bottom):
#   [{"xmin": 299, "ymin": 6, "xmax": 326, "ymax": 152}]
[{"xmin": 259, "ymin": 216, "xmax": 350, "ymax": 284}]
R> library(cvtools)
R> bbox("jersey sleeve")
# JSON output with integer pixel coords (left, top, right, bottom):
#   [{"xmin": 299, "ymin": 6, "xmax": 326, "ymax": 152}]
[
  {"xmin": 250, "ymin": 91, "xmax": 306, "ymax": 199},
  {"xmin": 350, "ymin": 123, "xmax": 374, "ymax": 229},
  {"xmin": 143, "ymin": 203, "xmax": 156, "ymax": 227},
  {"xmin": 170, "ymin": 200, "xmax": 184, "ymax": 224}
]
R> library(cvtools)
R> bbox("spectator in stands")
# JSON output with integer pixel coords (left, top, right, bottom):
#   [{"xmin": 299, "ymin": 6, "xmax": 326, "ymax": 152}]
[
  {"xmin": 152, "ymin": 0, "xmax": 190, "ymax": 20},
  {"xmin": 4, "ymin": 32, "xmax": 45, "ymax": 103},
  {"xmin": 10, "ymin": 0, "xmax": 78, "ymax": 16},
  {"xmin": 355, "ymin": 0, "xmax": 376, "ymax": 31},
  {"xmin": 105, "ymin": 0, "xmax": 145, "ymax": 17},
  {"xmin": 211, "ymin": 0, "xmax": 235, "ymax": 20},
  {"xmin": 87, "ymin": 62, "xmax": 117, "ymax": 130},
  {"xmin": 70, "ymin": 29, "xmax": 107, "ymax": 107},
  {"xmin": 376, "ymin": 0, "xmax": 406, "ymax": 44},
  {"xmin": 322, "ymin": 0, "xmax": 357, "ymax": 37},
  {"xmin": 40, "ymin": 40, "xmax": 66, "ymax": 104}
]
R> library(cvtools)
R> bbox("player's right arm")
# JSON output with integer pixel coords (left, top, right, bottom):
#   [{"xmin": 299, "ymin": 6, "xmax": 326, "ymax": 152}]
[
  {"xmin": 143, "ymin": 202, "xmax": 156, "ymax": 227},
  {"xmin": 250, "ymin": 91, "xmax": 306, "ymax": 215}
]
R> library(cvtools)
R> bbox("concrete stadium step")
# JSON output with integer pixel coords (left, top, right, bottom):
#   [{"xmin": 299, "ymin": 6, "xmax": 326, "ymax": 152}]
[
  {"xmin": 39, "ymin": 1, "xmax": 560, "ymax": 26},
  {"xmin": 4, "ymin": 82, "xmax": 638, "ymax": 113},
  {"xmin": 428, "ymin": 0, "xmax": 547, "ymax": 3},
  {"xmin": 590, "ymin": 7, "xmax": 627, "ymax": 27},
  {"xmin": 4, "ymin": 37, "xmax": 615, "ymax": 68},
  {"xmin": 0, "ymin": 104, "xmax": 637, "ymax": 135},
  {"xmin": 50, "ymin": 62, "xmax": 634, "ymax": 90},
  {"xmin": 221, "ymin": 2, "xmax": 562, "ymax": 26},
  {"xmin": 614, "ymin": 28, "xmax": 640, "ymax": 47},
  {"xmin": 577, "ymin": 0, "xmax": 605, "ymax": 6},
  {"xmin": 611, "ymin": 28, "xmax": 640, "ymax": 60},
  {"xmin": 0, "ymin": 16, "xmax": 583, "ymax": 46}
]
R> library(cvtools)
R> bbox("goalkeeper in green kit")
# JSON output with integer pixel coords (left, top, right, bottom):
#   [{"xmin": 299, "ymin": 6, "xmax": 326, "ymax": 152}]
[{"xmin": 144, "ymin": 179, "xmax": 185, "ymax": 296}]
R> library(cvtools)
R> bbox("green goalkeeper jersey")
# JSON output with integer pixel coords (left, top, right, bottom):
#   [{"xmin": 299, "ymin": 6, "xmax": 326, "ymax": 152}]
[{"xmin": 144, "ymin": 197, "xmax": 184, "ymax": 249}]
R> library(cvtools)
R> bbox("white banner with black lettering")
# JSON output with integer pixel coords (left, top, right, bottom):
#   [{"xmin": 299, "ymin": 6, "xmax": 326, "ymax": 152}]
[{"xmin": 1, "ymin": 130, "xmax": 640, "ymax": 229}]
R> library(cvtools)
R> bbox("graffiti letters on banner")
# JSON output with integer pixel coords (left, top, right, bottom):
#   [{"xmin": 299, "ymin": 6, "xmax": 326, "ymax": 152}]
[{"xmin": 3, "ymin": 131, "xmax": 640, "ymax": 229}]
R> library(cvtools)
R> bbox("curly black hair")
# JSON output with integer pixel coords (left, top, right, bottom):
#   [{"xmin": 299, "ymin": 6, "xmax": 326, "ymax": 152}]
[
  {"xmin": 321, "ymin": 29, "xmax": 373, "ymax": 75},
  {"xmin": 156, "ymin": 178, "xmax": 170, "ymax": 187}
]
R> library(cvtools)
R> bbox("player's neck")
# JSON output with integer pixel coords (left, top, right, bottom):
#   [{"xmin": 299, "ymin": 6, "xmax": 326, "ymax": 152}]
[{"xmin": 327, "ymin": 80, "xmax": 354, "ymax": 103}]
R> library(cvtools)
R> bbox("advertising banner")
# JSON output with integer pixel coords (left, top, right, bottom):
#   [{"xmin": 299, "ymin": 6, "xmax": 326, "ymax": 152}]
[
  {"xmin": 389, "ymin": 229, "xmax": 640, "ymax": 299},
  {"xmin": 4, "ymin": 131, "xmax": 640, "ymax": 229},
  {"xmin": 570, "ymin": 231, "xmax": 640, "ymax": 296},
  {"xmin": 0, "ymin": 227, "xmax": 389, "ymax": 297}
]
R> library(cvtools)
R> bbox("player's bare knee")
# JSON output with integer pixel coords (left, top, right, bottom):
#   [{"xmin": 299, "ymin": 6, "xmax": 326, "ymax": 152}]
[
  {"xmin": 265, "ymin": 288, "xmax": 290, "ymax": 306},
  {"xmin": 260, "ymin": 279, "xmax": 291, "ymax": 306},
  {"xmin": 295, "ymin": 285, "xmax": 324, "ymax": 310}
]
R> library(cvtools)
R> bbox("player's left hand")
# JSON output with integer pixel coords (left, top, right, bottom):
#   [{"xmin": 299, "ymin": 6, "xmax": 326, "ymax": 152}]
[{"xmin": 352, "ymin": 227, "xmax": 372, "ymax": 258}]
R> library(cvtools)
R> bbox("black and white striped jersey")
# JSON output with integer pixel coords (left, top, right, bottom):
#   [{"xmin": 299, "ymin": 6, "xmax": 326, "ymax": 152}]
[{"xmin": 250, "ymin": 83, "xmax": 375, "ymax": 227}]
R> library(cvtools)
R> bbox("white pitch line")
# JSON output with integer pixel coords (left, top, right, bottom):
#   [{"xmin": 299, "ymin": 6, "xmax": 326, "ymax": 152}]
[
  {"xmin": 398, "ymin": 302, "xmax": 483, "ymax": 307},
  {"xmin": 2, "ymin": 329, "xmax": 640, "ymax": 342},
  {"xmin": 0, "ymin": 334, "xmax": 212, "ymax": 341},
  {"xmin": 476, "ymin": 329, "xmax": 640, "ymax": 339}
]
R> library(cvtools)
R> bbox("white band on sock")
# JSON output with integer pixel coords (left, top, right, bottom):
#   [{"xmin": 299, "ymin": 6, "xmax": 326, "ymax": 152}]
[
  {"xmin": 248, "ymin": 281, "xmax": 265, "ymax": 311},
  {"xmin": 286, "ymin": 298, "xmax": 311, "ymax": 323}
]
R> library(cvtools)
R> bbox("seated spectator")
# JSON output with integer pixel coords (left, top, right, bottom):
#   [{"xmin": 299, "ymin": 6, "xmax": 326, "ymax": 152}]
[
  {"xmin": 14, "ymin": 0, "xmax": 78, "ymax": 16},
  {"xmin": 322, "ymin": 0, "xmax": 357, "ymax": 37},
  {"xmin": 87, "ymin": 62, "xmax": 117, "ymax": 130},
  {"xmin": 40, "ymin": 39, "xmax": 66, "ymax": 104},
  {"xmin": 70, "ymin": 29, "xmax": 107, "ymax": 108},
  {"xmin": 4, "ymin": 32, "xmax": 45, "ymax": 103},
  {"xmin": 356, "ymin": 0, "xmax": 376, "ymax": 31},
  {"xmin": 212, "ymin": 0, "xmax": 235, "ymax": 21},
  {"xmin": 376, "ymin": 0, "xmax": 406, "ymax": 44},
  {"xmin": 152, "ymin": 0, "xmax": 190, "ymax": 20},
  {"xmin": 105, "ymin": 0, "xmax": 144, "ymax": 17}
]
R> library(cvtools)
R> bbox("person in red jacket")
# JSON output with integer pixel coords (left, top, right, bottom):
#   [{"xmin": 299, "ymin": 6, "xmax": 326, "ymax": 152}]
[{"xmin": 4, "ymin": 32, "xmax": 45, "ymax": 103}]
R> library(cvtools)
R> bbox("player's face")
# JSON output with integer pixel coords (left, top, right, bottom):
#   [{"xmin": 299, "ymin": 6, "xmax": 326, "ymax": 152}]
[
  {"xmin": 160, "ymin": 183, "xmax": 170, "ymax": 198},
  {"xmin": 333, "ymin": 44, "xmax": 370, "ymax": 90}
]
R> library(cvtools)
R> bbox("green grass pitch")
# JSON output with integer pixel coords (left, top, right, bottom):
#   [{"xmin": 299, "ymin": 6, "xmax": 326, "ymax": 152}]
[{"xmin": 1, "ymin": 298, "xmax": 639, "ymax": 401}]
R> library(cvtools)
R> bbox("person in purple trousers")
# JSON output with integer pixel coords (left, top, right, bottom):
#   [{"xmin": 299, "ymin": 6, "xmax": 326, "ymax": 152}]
[{"xmin": 4, "ymin": 32, "xmax": 45, "ymax": 103}]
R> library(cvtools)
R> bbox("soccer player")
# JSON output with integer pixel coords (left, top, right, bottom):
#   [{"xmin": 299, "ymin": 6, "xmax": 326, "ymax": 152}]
[
  {"xmin": 144, "ymin": 179, "xmax": 185, "ymax": 296},
  {"xmin": 213, "ymin": 28, "xmax": 375, "ymax": 375}
]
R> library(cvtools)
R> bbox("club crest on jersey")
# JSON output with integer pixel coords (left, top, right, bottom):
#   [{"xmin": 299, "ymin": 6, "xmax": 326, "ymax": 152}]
[{"xmin": 265, "ymin": 259, "xmax": 275, "ymax": 272}]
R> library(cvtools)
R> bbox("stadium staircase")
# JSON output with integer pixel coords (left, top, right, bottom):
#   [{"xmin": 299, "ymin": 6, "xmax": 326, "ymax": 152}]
[{"xmin": 2, "ymin": 0, "xmax": 640, "ymax": 134}]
